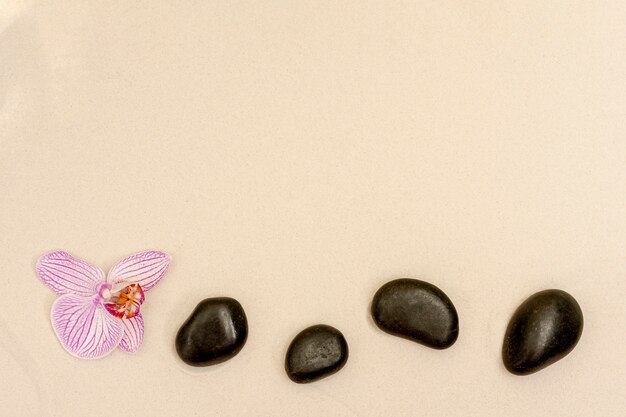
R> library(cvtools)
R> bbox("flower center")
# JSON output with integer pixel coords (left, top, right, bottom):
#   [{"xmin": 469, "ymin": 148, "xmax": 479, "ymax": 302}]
[
  {"xmin": 103, "ymin": 283, "xmax": 145, "ymax": 319},
  {"xmin": 95, "ymin": 282, "xmax": 113, "ymax": 302}
]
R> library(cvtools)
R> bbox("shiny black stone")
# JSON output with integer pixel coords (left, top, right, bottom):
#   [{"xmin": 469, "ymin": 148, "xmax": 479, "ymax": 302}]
[
  {"xmin": 503, "ymin": 289, "xmax": 583, "ymax": 375},
  {"xmin": 175, "ymin": 297, "xmax": 248, "ymax": 367},
  {"xmin": 371, "ymin": 278, "xmax": 459, "ymax": 349},
  {"xmin": 285, "ymin": 324, "xmax": 349, "ymax": 383}
]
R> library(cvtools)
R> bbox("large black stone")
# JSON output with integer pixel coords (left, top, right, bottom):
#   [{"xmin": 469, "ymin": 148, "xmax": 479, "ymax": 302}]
[
  {"xmin": 503, "ymin": 289, "xmax": 583, "ymax": 375},
  {"xmin": 285, "ymin": 324, "xmax": 349, "ymax": 383},
  {"xmin": 175, "ymin": 297, "xmax": 248, "ymax": 367},
  {"xmin": 371, "ymin": 278, "xmax": 459, "ymax": 349}
]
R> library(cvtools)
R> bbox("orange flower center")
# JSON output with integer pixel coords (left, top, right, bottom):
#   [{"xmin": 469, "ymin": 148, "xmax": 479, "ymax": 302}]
[{"xmin": 103, "ymin": 283, "xmax": 145, "ymax": 319}]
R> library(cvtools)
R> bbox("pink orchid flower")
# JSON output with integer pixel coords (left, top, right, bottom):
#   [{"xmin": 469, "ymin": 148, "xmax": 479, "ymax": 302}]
[{"xmin": 36, "ymin": 250, "xmax": 171, "ymax": 359}]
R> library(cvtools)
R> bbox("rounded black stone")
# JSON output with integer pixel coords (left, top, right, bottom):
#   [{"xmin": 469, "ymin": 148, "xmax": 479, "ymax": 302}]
[
  {"xmin": 285, "ymin": 324, "xmax": 349, "ymax": 383},
  {"xmin": 175, "ymin": 297, "xmax": 248, "ymax": 367},
  {"xmin": 371, "ymin": 278, "xmax": 459, "ymax": 349},
  {"xmin": 502, "ymin": 289, "xmax": 583, "ymax": 375}
]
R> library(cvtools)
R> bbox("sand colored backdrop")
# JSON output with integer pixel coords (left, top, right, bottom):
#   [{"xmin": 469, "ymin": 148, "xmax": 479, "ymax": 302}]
[{"xmin": 1, "ymin": 2, "xmax": 625, "ymax": 416}]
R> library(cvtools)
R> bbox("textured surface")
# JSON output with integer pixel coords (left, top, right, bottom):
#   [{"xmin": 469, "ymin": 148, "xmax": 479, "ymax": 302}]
[
  {"xmin": 285, "ymin": 324, "xmax": 349, "ymax": 383},
  {"xmin": 176, "ymin": 297, "xmax": 248, "ymax": 366},
  {"xmin": 372, "ymin": 278, "xmax": 459, "ymax": 349},
  {"xmin": 502, "ymin": 289, "xmax": 583, "ymax": 375},
  {"xmin": 1, "ymin": 2, "xmax": 626, "ymax": 416}
]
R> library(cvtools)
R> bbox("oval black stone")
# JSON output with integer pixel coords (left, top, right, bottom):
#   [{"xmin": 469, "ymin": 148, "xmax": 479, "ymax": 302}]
[
  {"xmin": 285, "ymin": 324, "xmax": 349, "ymax": 383},
  {"xmin": 502, "ymin": 289, "xmax": 583, "ymax": 375},
  {"xmin": 175, "ymin": 297, "xmax": 248, "ymax": 367},
  {"xmin": 371, "ymin": 278, "xmax": 459, "ymax": 349}
]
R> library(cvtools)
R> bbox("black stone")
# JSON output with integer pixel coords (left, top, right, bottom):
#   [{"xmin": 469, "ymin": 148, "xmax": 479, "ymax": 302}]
[
  {"xmin": 502, "ymin": 289, "xmax": 583, "ymax": 375},
  {"xmin": 371, "ymin": 278, "xmax": 459, "ymax": 349},
  {"xmin": 285, "ymin": 324, "xmax": 349, "ymax": 383},
  {"xmin": 175, "ymin": 297, "xmax": 248, "ymax": 367}
]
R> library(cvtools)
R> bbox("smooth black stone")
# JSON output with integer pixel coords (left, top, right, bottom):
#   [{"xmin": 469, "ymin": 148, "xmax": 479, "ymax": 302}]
[
  {"xmin": 285, "ymin": 324, "xmax": 349, "ymax": 383},
  {"xmin": 175, "ymin": 297, "xmax": 248, "ymax": 367},
  {"xmin": 371, "ymin": 278, "xmax": 459, "ymax": 349},
  {"xmin": 503, "ymin": 289, "xmax": 583, "ymax": 375}
]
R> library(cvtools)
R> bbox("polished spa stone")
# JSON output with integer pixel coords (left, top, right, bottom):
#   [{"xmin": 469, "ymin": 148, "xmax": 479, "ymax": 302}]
[
  {"xmin": 285, "ymin": 324, "xmax": 349, "ymax": 383},
  {"xmin": 502, "ymin": 289, "xmax": 583, "ymax": 375},
  {"xmin": 371, "ymin": 278, "xmax": 459, "ymax": 349},
  {"xmin": 175, "ymin": 297, "xmax": 248, "ymax": 366}
]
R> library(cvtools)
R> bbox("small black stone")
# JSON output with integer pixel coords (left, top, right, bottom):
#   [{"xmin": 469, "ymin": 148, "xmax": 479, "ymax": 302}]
[
  {"xmin": 175, "ymin": 297, "xmax": 248, "ymax": 367},
  {"xmin": 371, "ymin": 278, "xmax": 459, "ymax": 349},
  {"xmin": 285, "ymin": 324, "xmax": 349, "ymax": 383},
  {"xmin": 502, "ymin": 289, "xmax": 583, "ymax": 375}
]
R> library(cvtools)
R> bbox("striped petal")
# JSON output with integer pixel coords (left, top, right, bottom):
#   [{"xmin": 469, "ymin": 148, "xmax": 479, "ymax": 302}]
[
  {"xmin": 107, "ymin": 251, "xmax": 171, "ymax": 292},
  {"xmin": 51, "ymin": 294, "xmax": 123, "ymax": 359},
  {"xmin": 119, "ymin": 314, "xmax": 144, "ymax": 353},
  {"xmin": 37, "ymin": 251, "xmax": 105, "ymax": 297}
]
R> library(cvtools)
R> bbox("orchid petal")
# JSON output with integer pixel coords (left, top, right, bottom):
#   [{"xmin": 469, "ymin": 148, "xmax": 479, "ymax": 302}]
[
  {"xmin": 107, "ymin": 251, "xmax": 171, "ymax": 292},
  {"xmin": 51, "ymin": 294, "xmax": 123, "ymax": 359},
  {"xmin": 119, "ymin": 314, "xmax": 144, "ymax": 353},
  {"xmin": 37, "ymin": 251, "xmax": 105, "ymax": 296}
]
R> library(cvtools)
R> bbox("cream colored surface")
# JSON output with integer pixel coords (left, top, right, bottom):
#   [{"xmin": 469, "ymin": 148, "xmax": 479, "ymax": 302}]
[{"xmin": 1, "ymin": 1, "xmax": 625, "ymax": 416}]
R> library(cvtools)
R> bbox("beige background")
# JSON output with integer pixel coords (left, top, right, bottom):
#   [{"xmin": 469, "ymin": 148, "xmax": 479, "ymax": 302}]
[{"xmin": 1, "ymin": 1, "xmax": 625, "ymax": 416}]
